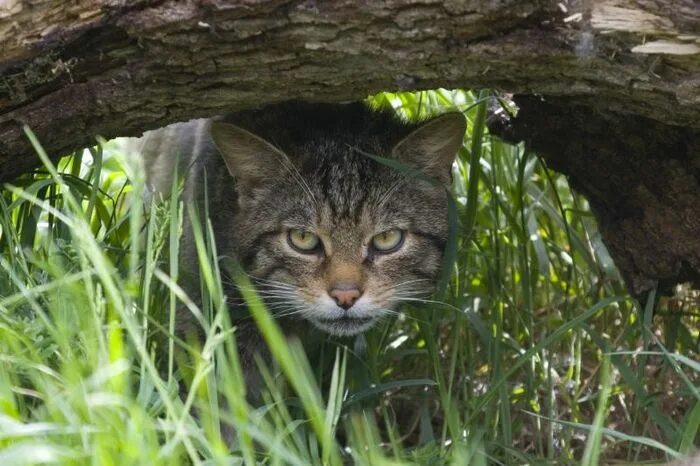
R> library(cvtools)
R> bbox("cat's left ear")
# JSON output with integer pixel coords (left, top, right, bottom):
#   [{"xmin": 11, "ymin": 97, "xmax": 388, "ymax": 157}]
[
  {"xmin": 391, "ymin": 113, "xmax": 466, "ymax": 185},
  {"xmin": 210, "ymin": 121, "xmax": 290, "ymax": 189}
]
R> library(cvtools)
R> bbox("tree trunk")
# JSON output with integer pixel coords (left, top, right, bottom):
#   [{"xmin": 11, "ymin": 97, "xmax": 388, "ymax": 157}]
[
  {"xmin": 0, "ymin": 0, "xmax": 698, "ymax": 294},
  {"xmin": 491, "ymin": 96, "xmax": 700, "ymax": 296}
]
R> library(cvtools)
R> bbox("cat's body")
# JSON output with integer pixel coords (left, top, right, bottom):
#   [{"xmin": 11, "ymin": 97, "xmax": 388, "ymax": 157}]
[{"xmin": 137, "ymin": 101, "xmax": 465, "ymax": 392}]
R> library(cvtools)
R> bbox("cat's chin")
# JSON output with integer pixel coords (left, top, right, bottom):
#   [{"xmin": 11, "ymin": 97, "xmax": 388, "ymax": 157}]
[{"xmin": 310, "ymin": 315, "xmax": 378, "ymax": 336}]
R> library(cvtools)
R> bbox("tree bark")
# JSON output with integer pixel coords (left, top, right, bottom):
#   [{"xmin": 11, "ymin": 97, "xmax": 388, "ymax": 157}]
[
  {"xmin": 0, "ymin": 0, "xmax": 698, "ymax": 294},
  {"xmin": 491, "ymin": 96, "xmax": 700, "ymax": 296}
]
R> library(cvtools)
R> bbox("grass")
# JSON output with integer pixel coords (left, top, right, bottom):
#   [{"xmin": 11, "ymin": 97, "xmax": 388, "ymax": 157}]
[{"xmin": 0, "ymin": 89, "xmax": 698, "ymax": 465}]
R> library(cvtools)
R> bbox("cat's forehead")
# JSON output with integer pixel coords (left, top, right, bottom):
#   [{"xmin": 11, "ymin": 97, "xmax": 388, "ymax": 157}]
[
  {"xmin": 278, "ymin": 174, "xmax": 410, "ymax": 236},
  {"xmin": 267, "ymin": 139, "xmax": 444, "ymax": 233},
  {"xmin": 312, "ymin": 163, "xmax": 398, "ymax": 222}
]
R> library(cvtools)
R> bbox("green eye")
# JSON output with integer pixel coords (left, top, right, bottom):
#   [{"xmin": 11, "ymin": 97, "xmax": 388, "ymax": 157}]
[
  {"xmin": 371, "ymin": 229, "xmax": 404, "ymax": 253},
  {"xmin": 288, "ymin": 229, "xmax": 320, "ymax": 253}
]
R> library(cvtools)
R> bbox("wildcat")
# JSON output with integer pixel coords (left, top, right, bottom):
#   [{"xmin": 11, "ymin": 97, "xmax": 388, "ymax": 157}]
[{"xmin": 137, "ymin": 101, "xmax": 465, "ymax": 390}]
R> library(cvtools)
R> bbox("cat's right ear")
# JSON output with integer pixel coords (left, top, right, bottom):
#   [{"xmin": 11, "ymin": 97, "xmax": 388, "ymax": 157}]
[
  {"xmin": 210, "ymin": 121, "xmax": 289, "ymax": 188},
  {"xmin": 391, "ymin": 113, "xmax": 466, "ymax": 185}
]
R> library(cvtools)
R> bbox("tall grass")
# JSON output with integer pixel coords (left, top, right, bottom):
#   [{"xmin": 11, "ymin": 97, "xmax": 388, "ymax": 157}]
[{"xmin": 0, "ymin": 89, "xmax": 697, "ymax": 465}]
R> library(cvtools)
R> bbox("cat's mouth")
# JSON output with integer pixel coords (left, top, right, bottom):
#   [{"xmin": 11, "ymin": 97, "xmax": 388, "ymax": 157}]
[
  {"xmin": 284, "ymin": 293, "xmax": 392, "ymax": 336},
  {"xmin": 311, "ymin": 315, "xmax": 378, "ymax": 336}
]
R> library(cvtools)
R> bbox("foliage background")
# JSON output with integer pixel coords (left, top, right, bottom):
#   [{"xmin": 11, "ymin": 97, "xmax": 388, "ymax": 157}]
[{"xmin": 0, "ymin": 89, "xmax": 697, "ymax": 465}]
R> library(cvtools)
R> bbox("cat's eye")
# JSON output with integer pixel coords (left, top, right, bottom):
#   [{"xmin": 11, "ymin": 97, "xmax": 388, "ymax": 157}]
[
  {"xmin": 288, "ymin": 229, "xmax": 321, "ymax": 253},
  {"xmin": 371, "ymin": 229, "xmax": 404, "ymax": 253}
]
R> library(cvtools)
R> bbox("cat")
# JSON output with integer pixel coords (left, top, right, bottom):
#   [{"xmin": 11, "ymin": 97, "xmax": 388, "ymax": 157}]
[{"xmin": 136, "ymin": 101, "xmax": 466, "ymax": 392}]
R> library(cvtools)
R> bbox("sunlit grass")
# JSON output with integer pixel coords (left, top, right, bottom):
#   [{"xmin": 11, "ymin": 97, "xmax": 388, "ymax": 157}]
[{"xmin": 0, "ymin": 89, "xmax": 697, "ymax": 465}]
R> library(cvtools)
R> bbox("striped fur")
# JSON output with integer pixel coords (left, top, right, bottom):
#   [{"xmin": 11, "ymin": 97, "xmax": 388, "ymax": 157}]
[{"xmin": 139, "ymin": 101, "xmax": 465, "ymax": 382}]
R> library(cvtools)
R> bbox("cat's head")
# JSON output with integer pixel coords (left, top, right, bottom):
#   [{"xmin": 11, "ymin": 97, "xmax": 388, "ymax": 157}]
[{"xmin": 211, "ymin": 110, "xmax": 465, "ymax": 336}]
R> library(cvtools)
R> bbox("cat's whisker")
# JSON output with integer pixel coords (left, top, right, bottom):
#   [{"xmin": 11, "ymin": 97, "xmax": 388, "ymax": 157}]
[
  {"xmin": 221, "ymin": 272, "xmax": 299, "ymax": 291},
  {"xmin": 266, "ymin": 309, "xmax": 301, "ymax": 317},
  {"xmin": 240, "ymin": 284, "xmax": 297, "ymax": 293},
  {"xmin": 387, "ymin": 296, "xmax": 462, "ymax": 312},
  {"xmin": 243, "ymin": 285, "xmax": 296, "ymax": 291},
  {"xmin": 372, "ymin": 309, "xmax": 402, "ymax": 321},
  {"xmin": 224, "ymin": 295, "xmax": 299, "ymax": 308},
  {"xmin": 390, "ymin": 292, "xmax": 432, "ymax": 300},
  {"xmin": 246, "ymin": 284, "xmax": 295, "ymax": 291},
  {"xmin": 252, "ymin": 282, "xmax": 296, "ymax": 290},
  {"xmin": 279, "ymin": 158, "xmax": 319, "ymax": 209},
  {"xmin": 373, "ymin": 286, "xmax": 431, "ymax": 303},
  {"xmin": 381, "ymin": 279, "xmax": 433, "ymax": 295},
  {"xmin": 248, "ymin": 281, "xmax": 297, "ymax": 291},
  {"xmin": 388, "ymin": 277, "xmax": 432, "ymax": 287},
  {"xmin": 230, "ymin": 303, "xmax": 307, "ymax": 322},
  {"xmin": 250, "ymin": 290, "xmax": 297, "ymax": 297},
  {"xmin": 374, "ymin": 307, "xmax": 401, "ymax": 317},
  {"xmin": 377, "ymin": 284, "xmax": 429, "ymax": 297},
  {"xmin": 268, "ymin": 307, "xmax": 301, "ymax": 313},
  {"xmin": 274, "ymin": 310, "xmax": 307, "ymax": 319},
  {"xmin": 386, "ymin": 295, "xmax": 436, "ymax": 304},
  {"xmin": 224, "ymin": 295, "xmax": 298, "ymax": 305},
  {"xmin": 384, "ymin": 285, "xmax": 432, "ymax": 295},
  {"xmin": 255, "ymin": 290, "xmax": 298, "ymax": 297},
  {"xmin": 264, "ymin": 300, "xmax": 298, "ymax": 308},
  {"xmin": 249, "ymin": 275, "xmax": 296, "ymax": 286}
]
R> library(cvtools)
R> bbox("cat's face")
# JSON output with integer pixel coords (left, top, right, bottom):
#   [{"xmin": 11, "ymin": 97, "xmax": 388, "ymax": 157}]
[{"xmin": 211, "ymin": 112, "xmax": 465, "ymax": 336}]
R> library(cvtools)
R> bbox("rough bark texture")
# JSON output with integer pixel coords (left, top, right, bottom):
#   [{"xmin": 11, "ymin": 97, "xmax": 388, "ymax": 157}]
[{"xmin": 0, "ymin": 0, "xmax": 699, "ymax": 295}]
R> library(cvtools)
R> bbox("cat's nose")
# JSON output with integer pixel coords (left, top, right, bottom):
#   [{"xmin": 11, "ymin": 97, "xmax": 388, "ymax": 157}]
[{"xmin": 329, "ymin": 283, "xmax": 362, "ymax": 310}]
